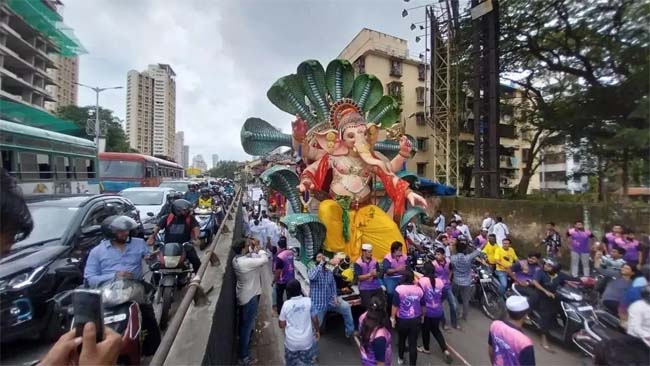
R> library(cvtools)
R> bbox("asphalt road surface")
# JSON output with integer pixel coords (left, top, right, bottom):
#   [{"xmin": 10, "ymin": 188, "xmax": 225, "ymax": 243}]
[{"xmin": 317, "ymin": 305, "xmax": 591, "ymax": 366}]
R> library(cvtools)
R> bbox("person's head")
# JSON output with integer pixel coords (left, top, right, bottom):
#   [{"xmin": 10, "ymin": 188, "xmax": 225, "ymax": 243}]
[
  {"xmin": 620, "ymin": 263, "xmax": 637, "ymax": 278},
  {"xmin": 232, "ymin": 238, "xmax": 249, "ymax": 255},
  {"xmin": 278, "ymin": 236, "xmax": 288, "ymax": 249},
  {"xmin": 171, "ymin": 199, "xmax": 192, "ymax": 217},
  {"xmin": 188, "ymin": 184, "xmax": 197, "ymax": 192},
  {"xmin": 488, "ymin": 234, "xmax": 497, "ymax": 244},
  {"xmin": 481, "ymin": 228, "xmax": 488, "ymax": 237},
  {"xmin": 102, "ymin": 215, "xmax": 138, "ymax": 245},
  {"xmin": 399, "ymin": 269, "xmax": 415, "ymax": 285},
  {"xmin": 625, "ymin": 230, "xmax": 636, "ymax": 241},
  {"xmin": 261, "ymin": 211, "xmax": 268, "ymax": 219},
  {"xmin": 390, "ymin": 241, "xmax": 403, "ymax": 256},
  {"xmin": 407, "ymin": 222, "xmax": 415, "ymax": 232},
  {"xmin": 445, "ymin": 226, "xmax": 452, "ymax": 234},
  {"xmin": 502, "ymin": 238, "xmax": 511, "ymax": 249},
  {"xmin": 200, "ymin": 188, "xmax": 210, "ymax": 197},
  {"xmin": 456, "ymin": 236, "xmax": 468, "ymax": 253},
  {"xmin": 360, "ymin": 294, "xmax": 389, "ymax": 347},
  {"xmin": 527, "ymin": 252, "xmax": 542, "ymax": 265},
  {"xmin": 505, "ymin": 296, "xmax": 530, "ymax": 323},
  {"xmin": 438, "ymin": 234, "xmax": 449, "ymax": 244},
  {"xmin": 286, "ymin": 279, "xmax": 302, "ymax": 299},
  {"xmin": 456, "ymin": 218, "xmax": 463, "ymax": 225},
  {"xmin": 450, "ymin": 221, "xmax": 457, "ymax": 228},
  {"xmin": 434, "ymin": 247, "xmax": 446, "ymax": 261},
  {"xmin": 610, "ymin": 246, "xmax": 625, "ymax": 259},
  {"xmin": 453, "ymin": 210, "xmax": 459, "ymax": 215},
  {"xmin": 546, "ymin": 222, "xmax": 555, "ymax": 231},
  {"xmin": 314, "ymin": 251, "xmax": 328, "ymax": 265},
  {"xmin": 496, "ymin": 216, "xmax": 503, "ymax": 223},
  {"xmin": 574, "ymin": 220, "xmax": 584, "ymax": 230},
  {"xmin": 436, "ymin": 210, "xmax": 442, "ymax": 216},
  {"xmin": 0, "ymin": 170, "xmax": 33, "ymax": 256},
  {"xmin": 612, "ymin": 224, "xmax": 623, "ymax": 235},
  {"xmin": 593, "ymin": 334, "xmax": 650, "ymax": 366},
  {"xmin": 543, "ymin": 257, "xmax": 561, "ymax": 274},
  {"xmin": 361, "ymin": 243, "xmax": 373, "ymax": 260},
  {"xmin": 484, "ymin": 212, "xmax": 490, "ymax": 218}
]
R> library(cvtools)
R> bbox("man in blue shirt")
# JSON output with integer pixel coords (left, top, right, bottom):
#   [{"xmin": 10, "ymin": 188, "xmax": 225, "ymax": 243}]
[{"xmin": 84, "ymin": 215, "xmax": 160, "ymax": 355}]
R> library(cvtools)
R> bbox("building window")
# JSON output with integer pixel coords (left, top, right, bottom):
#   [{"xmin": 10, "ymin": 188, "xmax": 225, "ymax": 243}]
[
  {"xmin": 417, "ymin": 162, "xmax": 427, "ymax": 176},
  {"xmin": 387, "ymin": 81, "xmax": 403, "ymax": 101},
  {"xmin": 415, "ymin": 112, "xmax": 425, "ymax": 126},
  {"xmin": 418, "ymin": 64, "xmax": 426, "ymax": 81},
  {"xmin": 416, "ymin": 87, "xmax": 425, "ymax": 104},
  {"xmin": 416, "ymin": 137, "xmax": 429, "ymax": 152},
  {"xmin": 390, "ymin": 59, "xmax": 402, "ymax": 77}
]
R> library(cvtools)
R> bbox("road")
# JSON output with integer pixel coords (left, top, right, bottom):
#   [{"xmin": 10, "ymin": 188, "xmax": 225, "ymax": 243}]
[{"xmin": 317, "ymin": 305, "xmax": 591, "ymax": 366}]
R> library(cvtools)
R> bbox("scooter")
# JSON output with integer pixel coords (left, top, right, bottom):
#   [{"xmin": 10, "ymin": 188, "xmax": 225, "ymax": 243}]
[
  {"xmin": 149, "ymin": 241, "xmax": 193, "ymax": 329},
  {"xmin": 511, "ymin": 281, "xmax": 621, "ymax": 357},
  {"xmin": 194, "ymin": 206, "xmax": 216, "ymax": 250},
  {"xmin": 470, "ymin": 262, "xmax": 505, "ymax": 320}
]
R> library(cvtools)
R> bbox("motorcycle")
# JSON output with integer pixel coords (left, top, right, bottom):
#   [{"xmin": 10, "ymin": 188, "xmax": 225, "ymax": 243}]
[
  {"xmin": 52, "ymin": 279, "xmax": 146, "ymax": 365},
  {"xmin": 149, "ymin": 241, "xmax": 193, "ymax": 329},
  {"xmin": 511, "ymin": 281, "xmax": 621, "ymax": 357},
  {"xmin": 406, "ymin": 246, "xmax": 427, "ymax": 273},
  {"xmin": 470, "ymin": 263, "xmax": 505, "ymax": 320},
  {"xmin": 194, "ymin": 206, "xmax": 216, "ymax": 250}
]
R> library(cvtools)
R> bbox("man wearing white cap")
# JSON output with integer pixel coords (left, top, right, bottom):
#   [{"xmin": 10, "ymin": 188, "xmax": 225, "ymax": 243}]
[
  {"xmin": 488, "ymin": 296, "xmax": 535, "ymax": 366},
  {"xmin": 354, "ymin": 243, "xmax": 383, "ymax": 308}
]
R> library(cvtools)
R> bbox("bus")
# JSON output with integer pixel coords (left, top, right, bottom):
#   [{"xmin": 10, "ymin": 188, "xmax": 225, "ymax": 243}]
[
  {"xmin": 99, "ymin": 152, "xmax": 184, "ymax": 193},
  {"xmin": 0, "ymin": 119, "xmax": 99, "ymax": 195}
]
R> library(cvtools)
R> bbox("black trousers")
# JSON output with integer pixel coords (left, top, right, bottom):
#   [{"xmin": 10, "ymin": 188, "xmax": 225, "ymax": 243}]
[
  {"xmin": 397, "ymin": 317, "xmax": 420, "ymax": 366},
  {"xmin": 421, "ymin": 315, "xmax": 447, "ymax": 352},
  {"xmin": 359, "ymin": 288, "xmax": 384, "ymax": 309},
  {"xmin": 140, "ymin": 303, "xmax": 161, "ymax": 356},
  {"xmin": 276, "ymin": 283, "xmax": 287, "ymax": 313},
  {"xmin": 185, "ymin": 245, "xmax": 201, "ymax": 273}
]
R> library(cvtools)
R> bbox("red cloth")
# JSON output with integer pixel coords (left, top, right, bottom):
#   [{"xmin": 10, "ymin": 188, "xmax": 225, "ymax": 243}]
[
  {"xmin": 301, "ymin": 154, "xmax": 330, "ymax": 191},
  {"xmin": 376, "ymin": 168, "xmax": 410, "ymax": 216}
]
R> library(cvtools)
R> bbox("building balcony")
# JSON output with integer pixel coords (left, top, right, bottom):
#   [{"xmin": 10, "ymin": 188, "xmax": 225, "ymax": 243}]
[
  {"xmin": 1, "ymin": 22, "xmax": 56, "ymax": 69},
  {"xmin": 0, "ymin": 42, "xmax": 57, "ymax": 84},
  {"xmin": 540, "ymin": 162, "xmax": 567, "ymax": 173}
]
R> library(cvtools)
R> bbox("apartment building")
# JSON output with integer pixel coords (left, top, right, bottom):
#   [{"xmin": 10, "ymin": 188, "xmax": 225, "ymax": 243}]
[
  {"xmin": 46, "ymin": 54, "xmax": 78, "ymax": 112},
  {"xmin": 339, "ymin": 28, "xmax": 433, "ymax": 177},
  {"xmin": 192, "ymin": 154, "xmax": 207, "ymax": 172},
  {"xmin": 175, "ymin": 130, "xmax": 185, "ymax": 165},
  {"xmin": 182, "ymin": 145, "xmax": 189, "ymax": 168},
  {"xmin": 0, "ymin": 0, "xmax": 84, "ymax": 113},
  {"xmin": 538, "ymin": 143, "xmax": 588, "ymax": 193},
  {"xmin": 126, "ymin": 64, "xmax": 176, "ymax": 158}
]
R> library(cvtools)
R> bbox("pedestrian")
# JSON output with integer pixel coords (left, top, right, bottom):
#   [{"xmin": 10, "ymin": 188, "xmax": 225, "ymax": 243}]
[
  {"xmin": 538, "ymin": 222, "xmax": 561, "ymax": 258},
  {"xmin": 383, "ymin": 242, "xmax": 408, "ymax": 311},
  {"xmin": 279, "ymin": 279, "xmax": 319, "ymax": 366},
  {"xmin": 594, "ymin": 246, "xmax": 627, "ymax": 279},
  {"xmin": 358, "ymin": 295, "xmax": 393, "ymax": 366},
  {"xmin": 456, "ymin": 219, "xmax": 472, "ymax": 241},
  {"xmin": 433, "ymin": 247, "xmax": 458, "ymax": 330},
  {"xmin": 509, "ymin": 252, "xmax": 542, "ymax": 306},
  {"xmin": 488, "ymin": 296, "xmax": 536, "ymax": 366},
  {"xmin": 355, "ymin": 243, "xmax": 384, "ymax": 308},
  {"xmin": 482, "ymin": 212, "xmax": 495, "ymax": 233},
  {"xmin": 274, "ymin": 237, "xmax": 295, "ymax": 313},
  {"xmin": 449, "ymin": 221, "xmax": 462, "ymax": 239},
  {"xmin": 309, "ymin": 252, "xmax": 355, "ymax": 338},
  {"xmin": 482, "ymin": 234, "xmax": 499, "ymax": 269},
  {"xmin": 601, "ymin": 263, "xmax": 635, "ymax": 315},
  {"xmin": 452, "ymin": 210, "xmax": 462, "ymax": 222},
  {"xmin": 567, "ymin": 220, "xmax": 594, "ymax": 277},
  {"xmin": 491, "ymin": 217, "xmax": 509, "ymax": 246},
  {"xmin": 450, "ymin": 236, "xmax": 485, "ymax": 323},
  {"xmin": 434, "ymin": 210, "xmax": 446, "ymax": 236},
  {"xmin": 603, "ymin": 224, "xmax": 625, "ymax": 253},
  {"xmin": 232, "ymin": 237, "xmax": 270, "ymax": 366},
  {"xmin": 417, "ymin": 262, "xmax": 453, "ymax": 364},
  {"xmin": 494, "ymin": 238, "xmax": 518, "ymax": 295},
  {"xmin": 619, "ymin": 230, "xmax": 642, "ymax": 266},
  {"xmin": 391, "ymin": 269, "xmax": 425, "ymax": 366},
  {"xmin": 626, "ymin": 285, "xmax": 650, "ymax": 347},
  {"xmin": 474, "ymin": 228, "xmax": 489, "ymax": 250}
]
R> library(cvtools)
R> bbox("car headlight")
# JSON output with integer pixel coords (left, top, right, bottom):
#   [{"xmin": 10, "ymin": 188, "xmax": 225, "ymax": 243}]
[
  {"xmin": 164, "ymin": 256, "xmax": 181, "ymax": 268},
  {"xmin": 6, "ymin": 265, "xmax": 47, "ymax": 290}
]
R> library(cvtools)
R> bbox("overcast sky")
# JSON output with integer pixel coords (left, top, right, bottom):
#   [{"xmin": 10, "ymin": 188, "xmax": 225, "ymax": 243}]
[{"xmin": 62, "ymin": 0, "xmax": 443, "ymax": 162}]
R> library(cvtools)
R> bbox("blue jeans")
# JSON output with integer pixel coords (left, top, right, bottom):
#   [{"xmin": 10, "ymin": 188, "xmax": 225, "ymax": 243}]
[
  {"xmin": 495, "ymin": 270, "xmax": 508, "ymax": 295},
  {"xmin": 312, "ymin": 301, "xmax": 354, "ymax": 359},
  {"xmin": 441, "ymin": 286, "xmax": 458, "ymax": 328},
  {"xmin": 238, "ymin": 295, "xmax": 259, "ymax": 360},
  {"xmin": 285, "ymin": 346, "xmax": 315, "ymax": 366}
]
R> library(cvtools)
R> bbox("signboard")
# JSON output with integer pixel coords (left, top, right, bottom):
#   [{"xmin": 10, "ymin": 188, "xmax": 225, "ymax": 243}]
[
  {"xmin": 471, "ymin": 0, "xmax": 493, "ymax": 19},
  {"xmin": 86, "ymin": 119, "xmax": 108, "ymax": 137}
]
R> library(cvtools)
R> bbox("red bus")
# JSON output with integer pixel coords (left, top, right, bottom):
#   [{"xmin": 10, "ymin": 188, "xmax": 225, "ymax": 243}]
[{"xmin": 99, "ymin": 152, "xmax": 184, "ymax": 193}]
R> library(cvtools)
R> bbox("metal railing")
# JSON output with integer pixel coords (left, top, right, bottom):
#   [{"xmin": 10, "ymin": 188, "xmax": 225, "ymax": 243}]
[{"xmin": 149, "ymin": 187, "xmax": 243, "ymax": 366}]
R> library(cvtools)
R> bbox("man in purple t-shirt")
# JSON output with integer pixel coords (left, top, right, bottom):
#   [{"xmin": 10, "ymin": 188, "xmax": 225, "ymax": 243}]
[{"xmin": 567, "ymin": 221, "xmax": 595, "ymax": 277}]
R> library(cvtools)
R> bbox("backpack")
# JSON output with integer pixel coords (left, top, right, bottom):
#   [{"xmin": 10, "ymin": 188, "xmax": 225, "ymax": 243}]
[{"xmin": 166, "ymin": 213, "xmax": 192, "ymax": 230}]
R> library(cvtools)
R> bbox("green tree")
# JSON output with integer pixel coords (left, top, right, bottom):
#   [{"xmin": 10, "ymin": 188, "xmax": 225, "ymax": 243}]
[
  {"xmin": 206, "ymin": 160, "xmax": 241, "ymax": 179},
  {"xmin": 56, "ymin": 105, "xmax": 132, "ymax": 153}
]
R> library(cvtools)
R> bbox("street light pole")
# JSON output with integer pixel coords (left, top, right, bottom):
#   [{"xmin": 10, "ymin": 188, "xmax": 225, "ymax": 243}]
[{"xmin": 75, "ymin": 82, "xmax": 123, "ymax": 147}]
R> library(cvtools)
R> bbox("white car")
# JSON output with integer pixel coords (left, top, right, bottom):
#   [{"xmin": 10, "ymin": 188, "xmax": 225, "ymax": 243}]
[{"xmin": 119, "ymin": 187, "xmax": 176, "ymax": 221}]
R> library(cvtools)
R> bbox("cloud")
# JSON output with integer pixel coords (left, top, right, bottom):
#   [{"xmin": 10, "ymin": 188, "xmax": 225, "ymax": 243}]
[{"xmin": 62, "ymin": 0, "xmax": 434, "ymax": 162}]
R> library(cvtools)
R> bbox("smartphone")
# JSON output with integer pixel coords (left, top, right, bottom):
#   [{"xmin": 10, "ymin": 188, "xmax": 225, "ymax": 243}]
[{"xmin": 72, "ymin": 289, "xmax": 104, "ymax": 342}]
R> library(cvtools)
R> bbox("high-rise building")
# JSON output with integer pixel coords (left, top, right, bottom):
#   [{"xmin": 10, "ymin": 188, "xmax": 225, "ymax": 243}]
[
  {"xmin": 0, "ymin": 0, "xmax": 84, "ymax": 113},
  {"xmin": 192, "ymin": 154, "xmax": 207, "ymax": 172},
  {"xmin": 175, "ymin": 131, "xmax": 185, "ymax": 164},
  {"xmin": 182, "ymin": 145, "xmax": 189, "ymax": 168},
  {"xmin": 126, "ymin": 64, "xmax": 176, "ymax": 158},
  {"xmin": 211, "ymin": 154, "xmax": 219, "ymax": 168},
  {"xmin": 45, "ymin": 55, "xmax": 79, "ymax": 112}
]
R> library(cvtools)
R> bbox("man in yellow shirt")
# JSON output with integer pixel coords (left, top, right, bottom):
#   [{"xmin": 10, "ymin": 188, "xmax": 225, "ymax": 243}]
[
  {"xmin": 197, "ymin": 188, "xmax": 214, "ymax": 209},
  {"xmin": 482, "ymin": 234, "xmax": 499, "ymax": 267},
  {"xmin": 494, "ymin": 238, "xmax": 518, "ymax": 295}
]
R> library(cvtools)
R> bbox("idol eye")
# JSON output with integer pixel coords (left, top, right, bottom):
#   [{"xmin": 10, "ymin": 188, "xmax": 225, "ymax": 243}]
[{"xmin": 347, "ymin": 133, "xmax": 355, "ymax": 138}]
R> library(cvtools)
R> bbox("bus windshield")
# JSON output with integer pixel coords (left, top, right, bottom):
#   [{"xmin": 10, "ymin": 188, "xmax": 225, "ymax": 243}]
[{"xmin": 100, "ymin": 160, "xmax": 143, "ymax": 178}]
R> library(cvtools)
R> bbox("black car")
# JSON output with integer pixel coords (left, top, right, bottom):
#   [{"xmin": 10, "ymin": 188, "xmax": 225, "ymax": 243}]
[{"xmin": 0, "ymin": 194, "xmax": 143, "ymax": 343}]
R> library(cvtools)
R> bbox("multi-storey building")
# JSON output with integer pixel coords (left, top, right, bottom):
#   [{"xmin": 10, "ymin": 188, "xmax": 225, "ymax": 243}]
[
  {"xmin": 45, "ymin": 54, "xmax": 78, "ymax": 112},
  {"xmin": 192, "ymin": 154, "xmax": 207, "ymax": 172},
  {"xmin": 175, "ymin": 131, "xmax": 185, "ymax": 164},
  {"xmin": 126, "ymin": 64, "xmax": 176, "ymax": 158},
  {"xmin": 211, "ymin": 154, "xmax": 219, "ymax": 168},
  {"xmin": 182, "ymin": 145, "xmax": 189, "ymax": 168}
]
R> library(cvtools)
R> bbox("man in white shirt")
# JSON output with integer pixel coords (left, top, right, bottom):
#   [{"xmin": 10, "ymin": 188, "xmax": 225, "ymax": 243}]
[
  {"xmin": 259, "ymin": 197, "xmax": 268, "ymax": 213},
  {"xmin": 433, "ymin": 210, "xmax": 446, "ymax": 235},
  {"xmin": 248, "ymin": 218, "xmax": 269, "ymax": 248},
  {"xmin": 456, "ymin": 218, "xmax": 472, "ymax": 241},
  {"xmin": 279, "ymin": 279, "xmax": 320, "ymax": 365},
  {"xmin": 627, "ymin": 287, "xmax": 650, "ymax": 348},
  {"xmin": 482, "ymin": 212, "xmax": 495, "ymax": 233},
  {"xmin": 452, "ymin": 210, "xmax": 462, "ymax": 222},
  {"xmin": 232, "ymin": 238, "xmax": 269, "ymax": 366},
  {"xmin": 491, "ymin": 216, "xmax": 509, "ymax": 246}
]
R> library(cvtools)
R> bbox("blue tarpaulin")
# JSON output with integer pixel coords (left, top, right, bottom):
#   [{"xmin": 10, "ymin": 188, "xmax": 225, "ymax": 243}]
[{"xmin": 418, "ymin": 177, "xmax": 457, "ymax": 196}]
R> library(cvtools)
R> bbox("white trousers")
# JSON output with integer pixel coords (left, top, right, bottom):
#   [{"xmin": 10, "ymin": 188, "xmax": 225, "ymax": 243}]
[{"xmin": 571, "ymin": 251, "xmax": 590, "ymax": 277}]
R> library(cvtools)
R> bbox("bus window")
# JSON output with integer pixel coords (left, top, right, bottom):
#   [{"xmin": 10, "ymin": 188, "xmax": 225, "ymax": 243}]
[
  {"xmin": 64, "ymin": 157, "xmax": 72, "ymax": 178},
  {"xmin": 18, "ymin": 152, "xmax": 51, "ymax": 180},
  {"xmin": 37, "ymin": 154, "xmax": 52, "ymax": 179},
  {"xmin": 157, "ymin": 168, "xmax": 162, "ymax": 176},
  {"xmin": 55, "ymin": 156, "xmax": 66, "ymax": 179},
  {"xmin": 86, "ymin": 159, "xmax": 96, "ymax": 179},
  {"xmin": 1, "ymin": 149, "xmax": 15, "ymax": 173},
  {"xmin": 75, "ymin": 158, "xmax": 87, "ymax": 179}
]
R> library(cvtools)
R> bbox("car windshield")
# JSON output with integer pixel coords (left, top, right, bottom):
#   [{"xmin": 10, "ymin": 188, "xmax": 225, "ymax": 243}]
[
  {"xmin": 100, "ymin": 160, "xmax": 144, "ymax": 178},
  {"xmin": 13, "ymin": 206, "xmax": 79, "ymax": 249},
  {"xmin": 120, "ymin": 190, "xmax": 165, "ymax": 205},
  {"xmin": 159, "ymin": 182, "xmax": 189, "ymax": 192}
]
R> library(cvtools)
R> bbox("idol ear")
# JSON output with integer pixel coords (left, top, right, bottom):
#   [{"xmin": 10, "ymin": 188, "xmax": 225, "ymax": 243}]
[
  {"xmin": 366, "ymin": 123, "xmax": 380, "ymax": 148},
  {"xmin": 314, "ymin": 129, "xmax": 347, "ymax": 155}
]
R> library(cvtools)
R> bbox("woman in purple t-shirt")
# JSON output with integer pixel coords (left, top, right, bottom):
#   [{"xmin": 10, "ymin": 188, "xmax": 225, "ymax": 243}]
[{"xmin": 391, "ymin": 270, "xmax": 425, "ymax": 366}]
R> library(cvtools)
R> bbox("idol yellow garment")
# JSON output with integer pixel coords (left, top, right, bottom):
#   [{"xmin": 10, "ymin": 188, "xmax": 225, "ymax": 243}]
[
  {"xmin": 319, "ymin": 199, "xmax": 404, "ymax": 262},
  {"xmin": 494, "ymin": 246, "xmax": 518, "ymax": 272}
]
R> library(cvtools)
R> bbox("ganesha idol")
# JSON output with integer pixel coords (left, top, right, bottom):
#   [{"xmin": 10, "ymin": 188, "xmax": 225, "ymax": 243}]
[{"xmin": 240, "ymin": 59, "xmax": 427, "ymax": 262}]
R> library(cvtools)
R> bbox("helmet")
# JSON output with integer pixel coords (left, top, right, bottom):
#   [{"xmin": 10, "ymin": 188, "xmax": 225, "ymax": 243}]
[
  {"xmin": 543, "ymin": 257, "xmax": 562, "ymax": 272},
  {"xmin": 200, "ymin": 187, "xmax": 210, "ymax": 195},
  {"xmin": 167, "ymin": 191, "xmax": 183, "ymax": 202},
  {"xmin": 341, "ymin": 268, "xmax": 354, "ymax": 283},
  {"xmin": 171, "ymin": 199, "xmax": 192, "ymax": 216},
  {"xmin": 101, "ymin": 215, "xmax": 138, "ymax": 239}
]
